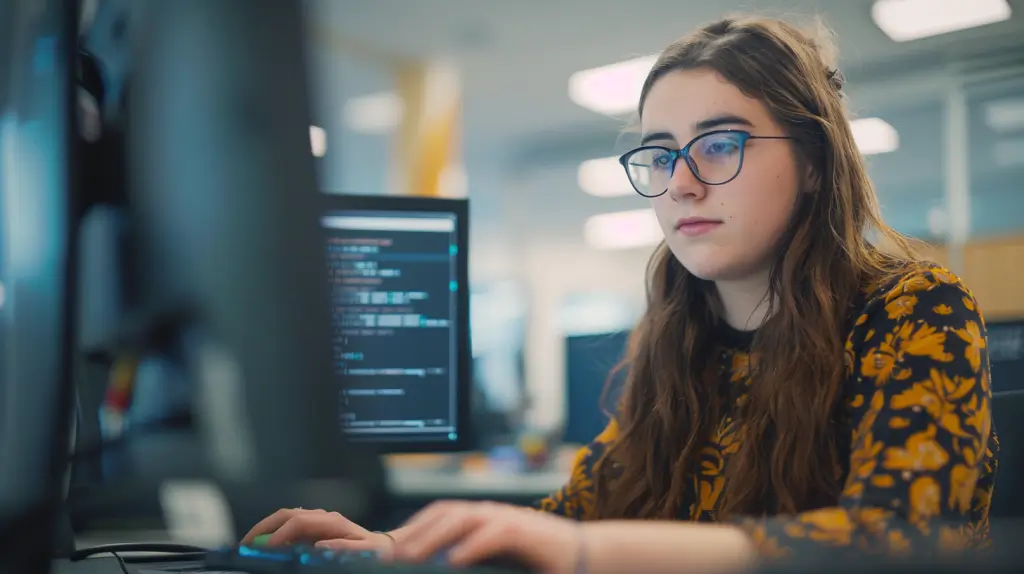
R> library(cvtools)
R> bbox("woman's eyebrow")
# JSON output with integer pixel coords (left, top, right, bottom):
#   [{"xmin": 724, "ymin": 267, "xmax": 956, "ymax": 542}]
[
  {"xmin": 693, "ymin": 113, "xmax": 754, "ymax": 132},
  {"xmin": 640, "ymin": 114, "xmax": 755, "ymax": 145}
]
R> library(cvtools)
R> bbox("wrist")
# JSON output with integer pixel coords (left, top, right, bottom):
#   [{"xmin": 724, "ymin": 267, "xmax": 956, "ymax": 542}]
[
  {"xmin": 573, "ymin": 523, "xmax": 591, "ymax": 574},
  {"xmin": 581, "ymin": 521, "xmax": 758, "ymax": 573}
]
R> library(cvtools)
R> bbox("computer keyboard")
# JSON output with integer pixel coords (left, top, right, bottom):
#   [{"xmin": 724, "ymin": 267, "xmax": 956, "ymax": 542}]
[{"xmin": 200, "ymin": 544, "xmax": 533, "ymax": 574}]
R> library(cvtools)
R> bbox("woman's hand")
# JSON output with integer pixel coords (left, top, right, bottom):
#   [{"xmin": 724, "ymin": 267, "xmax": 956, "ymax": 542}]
[
  {"xmin": 241, "ymin": 508, "xmax": 394, "ymax": 552},
  {"xmin": 392, "ymin": 500, "xmax": 583, "ymax": 573}
]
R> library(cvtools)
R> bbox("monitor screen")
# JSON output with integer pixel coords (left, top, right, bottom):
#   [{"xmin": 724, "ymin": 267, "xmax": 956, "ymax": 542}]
[{"xmin": 322, "ymin": 195, "xmax": 471, "ymax": 452}]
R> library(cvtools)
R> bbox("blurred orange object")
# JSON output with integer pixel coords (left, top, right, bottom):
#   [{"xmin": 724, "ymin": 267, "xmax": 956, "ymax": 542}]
[{"xmin": 517, "ymin": 432, "xmax": 551, "ymax": 470}]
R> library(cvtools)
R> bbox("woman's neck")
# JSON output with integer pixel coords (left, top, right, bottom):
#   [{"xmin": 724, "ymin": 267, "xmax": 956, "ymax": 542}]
[{"xmin": 714, "ymin": 270, "xmax": 772, "ymax": 331}]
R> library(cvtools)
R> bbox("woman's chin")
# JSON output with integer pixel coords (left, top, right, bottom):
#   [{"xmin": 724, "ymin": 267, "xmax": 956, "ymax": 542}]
[{"xmin": 676, "ymin": 253, "xmax": 758, "ymax": 283}]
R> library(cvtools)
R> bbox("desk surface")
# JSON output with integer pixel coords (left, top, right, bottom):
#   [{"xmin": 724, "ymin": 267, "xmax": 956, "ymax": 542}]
[
  {"xmin": 52, "ymin": 557, "xmax": 123, "ymax": 574},
  {"xmin": 383, "ymin": 446, "xmax": 575, "ymax": 497},
  {"xmin": 387, "ymin": 468, "xmax": 567, "ymax": 497}
]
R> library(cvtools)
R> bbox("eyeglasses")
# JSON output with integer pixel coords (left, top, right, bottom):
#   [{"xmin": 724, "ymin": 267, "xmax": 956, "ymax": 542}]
[{"xmin": 618, "ymin": 130, "xmax": 794, "ymax": 198}]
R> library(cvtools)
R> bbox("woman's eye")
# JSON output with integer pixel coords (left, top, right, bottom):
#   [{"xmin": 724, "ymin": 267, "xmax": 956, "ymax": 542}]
[{"xmin": 702, "ymin": 139, "xmax": 739, "ymax": 156}]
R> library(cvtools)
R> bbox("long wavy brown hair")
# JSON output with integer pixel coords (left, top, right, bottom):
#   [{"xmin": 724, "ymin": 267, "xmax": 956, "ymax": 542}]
[{"xmin": 590, "ymin": 16, "xmax": 920, "ymax": 520}]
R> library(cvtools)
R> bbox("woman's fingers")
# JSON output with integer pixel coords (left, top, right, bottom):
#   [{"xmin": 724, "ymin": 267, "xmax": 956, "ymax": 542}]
[
  {"xmin": 445, "ymin": 520, "xmax": 512, "ymax": 567},
  {"xmin": 393, "ymin": 501, "xmax": 457, "ymax": 547},
  {"xmin": 315, "ymin": 538, "xmax": 385, "ymax": 552},
  {"xmin": 265, "ymin": 511, "xmax": 362, "ymax": 547},
  {"xmin": 241, "ymin": 508, "xmax": 308, "ymax": 544},
  {"xmin": 397, "ymin": 503, "xmax": 487, "ymax": 562}
]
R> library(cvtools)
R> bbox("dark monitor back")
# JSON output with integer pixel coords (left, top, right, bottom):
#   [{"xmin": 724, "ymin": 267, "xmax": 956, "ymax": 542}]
[
  {"xmin": 129, "ymin": 0, "xmax": 339, "ymax": 481},
  {"xmin": 989, "ymin": 320, "xmax": 1024, "ymax": 393},
  {"xmin": 563, "ymin": 332, "xmax": 629, "ymax": 444},
  {"xmin": 990, "ymin": 390, "xmax": 1024, "ymax": 520},
  {"xmin": 68, "ymin": 0, "xmax": 386, "ymax": 536},
  {"xmin": 322, "ymin": 194, "xmax": 472, "ymax": 453}
]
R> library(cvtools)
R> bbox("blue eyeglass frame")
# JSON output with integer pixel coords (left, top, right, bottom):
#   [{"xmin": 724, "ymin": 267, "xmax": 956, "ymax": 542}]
[{"xmin": 617, "ymin": 129, "xmax": 794, "ymax": 197}]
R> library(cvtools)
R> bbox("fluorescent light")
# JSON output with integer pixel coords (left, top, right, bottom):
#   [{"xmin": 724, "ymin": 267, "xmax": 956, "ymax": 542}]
[
  {"xmin": 578, "ymin": 156, "xmax": 633, "ymax": 197},
  {"xmin": 984, "ymin": 97, "xmax": 1024, "ymax": 133},
  {"xmin": 568, "ymin": 55, "xmax": 657, "ymax": 116},
  {"xmin": 344, "ymin": 91, "xmax": 404, "ymax": 134},
  {"xmin": 871, "ymin": 0, "xmax": 1011, "ymax": 42},
  {"xmin": 309, "ymin": 125, "xmax": 327, "ymax": 157},
  {"xmin": 851, "ymin": 117, "xmax": 899, "ymax": 155},
  {"xmin": 584, "ymin": 209, "xmax": 662, "ymax": 250}
]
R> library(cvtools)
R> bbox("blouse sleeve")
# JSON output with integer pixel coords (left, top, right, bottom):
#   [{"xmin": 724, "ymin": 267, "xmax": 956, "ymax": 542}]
[
  {"xmin": 735, "ymin": 268, "xmax": 998, "ymax": 560},
  {"xmin": 531, "ymin": 419, "xmax": 619, "ymax": 520}
]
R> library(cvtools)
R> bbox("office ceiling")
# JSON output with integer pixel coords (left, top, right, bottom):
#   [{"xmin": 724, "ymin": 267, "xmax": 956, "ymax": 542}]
[{"xmin": 304, "ymin": 0, "xmax": 1024, "ymax": 245}]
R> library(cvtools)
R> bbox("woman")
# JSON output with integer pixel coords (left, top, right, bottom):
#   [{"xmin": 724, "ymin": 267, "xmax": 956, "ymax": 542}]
[{"xmin": 243, "ymin": 16, "xmax": 998, "ymax": 573}]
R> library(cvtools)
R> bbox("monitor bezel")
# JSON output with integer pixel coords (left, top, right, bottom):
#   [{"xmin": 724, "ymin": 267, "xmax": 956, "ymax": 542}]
[{"xmin": 319, "ymin": 192, "xmax": 473, "ymax": 454}]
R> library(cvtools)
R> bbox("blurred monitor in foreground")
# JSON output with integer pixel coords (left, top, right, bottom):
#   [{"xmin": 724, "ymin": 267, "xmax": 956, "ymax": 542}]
[
  {"xmin": 0, "ymin": 0, "xmax": 79, "ymax": 569},
  {"xmin": 66, "ymin": 0, "xmax": 386, "ymax": 543}
]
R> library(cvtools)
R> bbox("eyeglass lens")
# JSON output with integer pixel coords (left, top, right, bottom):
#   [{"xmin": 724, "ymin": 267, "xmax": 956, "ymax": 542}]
[{"xmin": 625, "ymin": 131, "xmax": 746, "ymax": 196}]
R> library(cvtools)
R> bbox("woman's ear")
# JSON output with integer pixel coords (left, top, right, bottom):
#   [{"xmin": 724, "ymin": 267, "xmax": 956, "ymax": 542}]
[{"xmin": 803, "ymin": 163, "xmax": 821, "ymax": 193}]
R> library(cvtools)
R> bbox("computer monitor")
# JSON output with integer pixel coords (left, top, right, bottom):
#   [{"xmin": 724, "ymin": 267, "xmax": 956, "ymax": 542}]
[
  {"xmin": 322, "ymin": 194, "xmax": 472, "ymax": 453},
  {"xmin": 0, "ymin": 0, "xmax": 80, "ymax": 569},
  {"xmin": 564, "ymin": 331, "xmax": 628, "ymax": 444},
  {"xmin": 62, "ymin": 0, "xmax": 387, "ymax": 543}
]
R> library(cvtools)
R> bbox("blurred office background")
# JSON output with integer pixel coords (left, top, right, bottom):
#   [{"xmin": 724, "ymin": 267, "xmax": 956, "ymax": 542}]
[
  {"xmin": 54, "ymin": 0, "xmax": 1024, "ymax": 527},
  {"xmin": 297, "ymin": 0, "xmax": 1024, "ymax": 492}
]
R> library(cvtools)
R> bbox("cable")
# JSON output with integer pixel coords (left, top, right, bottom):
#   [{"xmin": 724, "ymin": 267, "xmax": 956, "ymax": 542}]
[
  {"xmin": 71, "ymin": 543, "xmax": 207, "ymax": 574},
  {"xmin": 112, "ymin": 551, "xmax": 128, "ymax": 574},
  {"xmin": 70, "ymin": 542, "xmax": 208, "ymax": 561},
  {"xmin": 78, "ymin": 550, "xmax": 195, "ymax": 574},
  {"xmin": 119, "ymin": 551, "xmax": 207, "ymax": 564}
]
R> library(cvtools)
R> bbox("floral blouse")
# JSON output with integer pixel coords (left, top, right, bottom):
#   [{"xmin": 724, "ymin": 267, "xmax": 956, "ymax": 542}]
[{"xmin": 534, "ymin": 266, "xmax": 998, "ymax": 559}]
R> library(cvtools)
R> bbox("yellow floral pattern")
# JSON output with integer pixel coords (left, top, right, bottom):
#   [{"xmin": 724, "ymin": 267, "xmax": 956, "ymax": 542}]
[{"xmin": 533, "ymin": 266, "xmax": 998, "ymax": 559}]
